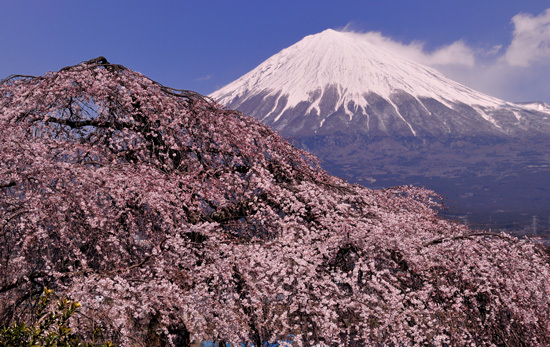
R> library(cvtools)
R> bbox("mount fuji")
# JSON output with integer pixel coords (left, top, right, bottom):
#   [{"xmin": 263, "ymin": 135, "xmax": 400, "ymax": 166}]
[
  {"xmin": 210, "ymin": 29, "xmax": 550, "ymax": 233},
  {"xmin": 211, "ymin": 29, "xmax": 550, "ymax": 139}
]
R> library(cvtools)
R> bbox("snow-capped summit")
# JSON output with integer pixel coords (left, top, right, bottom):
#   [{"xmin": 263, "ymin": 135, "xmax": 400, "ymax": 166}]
[{"xmin": 211, "ymin": 29, "xmax": 550, "ymax": 138}]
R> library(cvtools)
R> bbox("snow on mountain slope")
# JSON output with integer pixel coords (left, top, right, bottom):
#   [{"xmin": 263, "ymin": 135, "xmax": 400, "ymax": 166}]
[
  {"xmin": 210, "ymin": 29, "xmax": 550, "ymax": 138},
  {"xmin": 514, "ymin": 101, "xmax": 550, "ymax": 113}
]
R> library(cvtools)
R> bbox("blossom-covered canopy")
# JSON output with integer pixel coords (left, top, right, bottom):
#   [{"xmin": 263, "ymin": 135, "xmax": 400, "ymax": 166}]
[{"xmin": 0, "ymin": 57, "xmax": 548, "ymax": 346}]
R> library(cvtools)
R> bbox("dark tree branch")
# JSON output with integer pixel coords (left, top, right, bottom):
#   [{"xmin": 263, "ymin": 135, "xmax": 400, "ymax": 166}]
[
  {"xmin": 0, "ymin": 74, "xmax": 37, "ymax": 85},
  {"xmin": 0, "ymin": 181, "xmax": 16, "ymax": 189}
]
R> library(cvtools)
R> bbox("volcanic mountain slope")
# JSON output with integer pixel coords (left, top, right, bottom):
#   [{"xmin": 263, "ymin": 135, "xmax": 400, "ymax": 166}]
[{"xmin": 211, "ymin": 29, "xmax": 550, "ymax": 139}]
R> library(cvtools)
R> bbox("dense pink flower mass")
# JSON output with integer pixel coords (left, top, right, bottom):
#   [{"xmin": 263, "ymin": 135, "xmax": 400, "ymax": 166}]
[{"xmin": 0, "ymin": 57, "xmax": 549, "ymax": 346}]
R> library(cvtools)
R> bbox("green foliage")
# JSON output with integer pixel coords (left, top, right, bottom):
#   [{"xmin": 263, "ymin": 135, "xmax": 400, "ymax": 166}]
[{"xmin": 0, "ymin": 288, "xmax": 113, "ymax": 347}]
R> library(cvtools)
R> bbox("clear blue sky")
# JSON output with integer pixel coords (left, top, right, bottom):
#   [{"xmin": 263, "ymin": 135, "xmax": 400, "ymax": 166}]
[{"xmin": 2, "ymin": 0, "xmax": 549, "ymax": 103}]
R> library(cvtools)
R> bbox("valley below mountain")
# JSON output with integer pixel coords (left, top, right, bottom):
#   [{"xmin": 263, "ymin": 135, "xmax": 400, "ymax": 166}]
[{"xmin": 296, "ymin": 134, "xmax": 550, "ymax": 234}]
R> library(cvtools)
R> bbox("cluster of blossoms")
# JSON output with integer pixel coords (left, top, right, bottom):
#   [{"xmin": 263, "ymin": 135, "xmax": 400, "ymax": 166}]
[{"xmin": 0, "ymin": 57, "xmax": 549, "ymax": 346}]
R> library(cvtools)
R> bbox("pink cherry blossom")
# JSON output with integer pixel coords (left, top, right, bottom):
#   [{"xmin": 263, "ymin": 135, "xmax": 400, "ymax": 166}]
[{"xmin": 0, "ymin": 57, "xmax": 549, "ymax": 346}]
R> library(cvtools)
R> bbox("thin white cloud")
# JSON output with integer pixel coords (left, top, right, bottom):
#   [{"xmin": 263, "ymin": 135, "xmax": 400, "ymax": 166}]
[
  {"xmin": 504, "ymin": 9, "xmax": 550, "ymax": 67},
  {"xmin": 195, "ymin": 73, "xmax": 214, "ymax": 81},
  {"xmin": 425, "ymin": 41, "xmax": 477, "ymax": 67},
  {"xmin": 343, "ymin": 8, "xmax": 550, "ymax": 103},
  {"xmin": 485, "ymin": 44, "xmax": 503, "ymax": 56},
  {"xmin": 349, "ymin": 31, "xmax": 476, "ymax": 67}
]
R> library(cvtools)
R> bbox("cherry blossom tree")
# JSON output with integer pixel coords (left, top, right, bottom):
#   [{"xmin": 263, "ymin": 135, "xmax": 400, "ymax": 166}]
[{"xmin": 1, "ymin": 57, "xmax": 549, "ymax": 346}]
